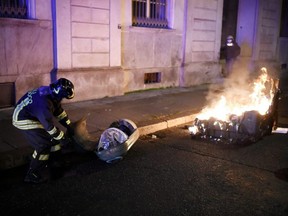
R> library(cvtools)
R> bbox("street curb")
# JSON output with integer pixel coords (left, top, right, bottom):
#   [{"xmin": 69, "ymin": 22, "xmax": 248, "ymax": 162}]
[{"xmin": 138, "ymin": 114, "xmax": 197, "ymax": 135}]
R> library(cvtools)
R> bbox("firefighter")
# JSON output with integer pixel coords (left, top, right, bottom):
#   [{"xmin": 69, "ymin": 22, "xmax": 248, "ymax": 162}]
[
  {"xmin": 222, "ymin": 35, "xmax": 241, "ymax": 77},
  {"xmin": 12, "ymin": 78, "xmax": 75, "ymax": 184}
]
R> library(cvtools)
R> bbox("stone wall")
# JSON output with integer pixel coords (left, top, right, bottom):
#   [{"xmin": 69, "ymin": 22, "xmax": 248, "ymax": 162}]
[
  {"xmin": 56, "ymin": 0, "xmax": 121, "ymax": 69},
  {"xmin": 57, "ymin": 67, "xmax": 124, "ymax": 102},
  {"xmin": 257, "ymin": 0, "xmax": 282, "ymax": 61},
  {"xmin": 183, "ymin": 0, "xmax": 223, "ymax": 85},
  {"xmin": 55, "ymin": 0, "xmax": 123, "ymax": 101},
  {"xmin": 2, "ymin": 0, "xmax": 285, "ymax": 106},
  {"xmin": 121, "ymin": 27, "xmax": 182, "ymax": 92},
  {"xmin": 70, "ymin": 0, "xmax": 110, "ymax": 68},
  {"xmin": 0, "ymin": 18, "xmax": 53, "ymax": 102},
  {"xmin": 278, "ymin": 38, "xmax": 288, "ymax": 67},
  {"xmin": 249, "ymin": 0, "xmax": 283, "ymax": 75}
]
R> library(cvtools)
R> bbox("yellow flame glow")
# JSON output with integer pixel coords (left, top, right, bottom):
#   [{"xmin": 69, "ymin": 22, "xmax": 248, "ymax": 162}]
[{"xmin": 197, "ymin": 67, "xmax": 276, "ymax": 121}]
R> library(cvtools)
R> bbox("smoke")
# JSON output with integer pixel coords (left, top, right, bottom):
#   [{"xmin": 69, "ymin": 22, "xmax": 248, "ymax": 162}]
[{"xmin": 206, "ymin": 59, "xmax": 252, "ymax": 110}]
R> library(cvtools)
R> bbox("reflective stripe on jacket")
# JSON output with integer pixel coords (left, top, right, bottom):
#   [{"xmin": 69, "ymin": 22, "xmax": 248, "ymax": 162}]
[{"xmin": 12, "ymin": 86, "xmax": 65, "ymax": 136}]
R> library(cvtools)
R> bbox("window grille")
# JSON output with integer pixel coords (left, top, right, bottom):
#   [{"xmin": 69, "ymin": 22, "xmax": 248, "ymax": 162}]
[
  {"xmin": 144, "ymin": 72, "xmax": 161, "ymax": 84},
  {"xmin": 132, "ymin": 0, "xmax": 168, "ymax": 28},
  {"xmin": 0, "ymin": 0, "xmax": 28, "ymax": 19}
]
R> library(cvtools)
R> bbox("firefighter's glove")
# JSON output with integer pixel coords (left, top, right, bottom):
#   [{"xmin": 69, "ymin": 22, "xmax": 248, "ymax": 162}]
[
  {"xmin": 59, "ymin": 134, "xmax": 72, "ymax": 148},
  {"xmin": 66, "ymin": 126, "xmax": 75, "ymax": 138}
]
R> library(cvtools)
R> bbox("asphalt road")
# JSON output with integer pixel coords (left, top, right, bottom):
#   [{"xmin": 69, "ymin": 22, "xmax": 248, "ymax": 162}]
[{"xmin": 0, "ymin": 125, "xmax": 288, "ymax": 216}]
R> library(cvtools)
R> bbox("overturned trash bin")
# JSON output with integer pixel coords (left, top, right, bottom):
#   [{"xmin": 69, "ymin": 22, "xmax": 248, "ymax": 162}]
[
  {"xmin": 96, "ymin": 119, "xmax": 139, "ymax": 163},
  {"xmin": 71, "ymin": 117, "xmax": 139, "ymax": 163}
]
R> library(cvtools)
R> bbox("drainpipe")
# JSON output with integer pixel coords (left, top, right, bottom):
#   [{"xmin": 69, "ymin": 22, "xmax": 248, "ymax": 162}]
[
  {"xmin": 27, "ymin": 0, "xmax": 36, "ymax": 19},
  {"xmin": 251, "ymin": 0, "xmax": 260, "ymax": 68},
  {"xmin": 180, "ymin": 0, "xmax": 188, "ymax": 87},
  {"xmin": 50, "ymin": 0, "xmax": 58, "ymax": 82}
]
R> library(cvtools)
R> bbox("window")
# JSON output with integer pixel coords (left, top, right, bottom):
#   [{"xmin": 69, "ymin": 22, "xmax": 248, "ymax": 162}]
[
  {"xmin": 144, "ymin": 72, "xmax": 161, "ymax": 84},
  {"xmin": 0, "ymin": 0, "xmax": 29, "ymax": 19},
  {"xmin": 132, "ymin": 0, "xmax": 169, "ymax": 28}
]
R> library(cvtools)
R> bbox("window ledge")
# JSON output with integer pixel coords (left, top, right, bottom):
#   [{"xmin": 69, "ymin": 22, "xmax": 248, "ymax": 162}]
[
  {"xmin": 0, "ymin": 18, "xmax": 51, "ymax": 28},
  {"xmin": 123, "ymin": 25, "xmax": 176, "ymax": 33}
]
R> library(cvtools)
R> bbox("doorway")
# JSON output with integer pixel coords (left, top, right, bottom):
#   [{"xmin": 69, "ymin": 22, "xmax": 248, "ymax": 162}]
[
  {"xmin": 220, "ymin": 0, "xmax": 239, "ymax": 59},
  {"xmin": 221, "ymin": 0, "xmax": 239, "ymax": 47}
]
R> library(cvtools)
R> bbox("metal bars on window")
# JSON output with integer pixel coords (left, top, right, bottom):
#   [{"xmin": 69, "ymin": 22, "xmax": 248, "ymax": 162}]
[
  {"xmin": 132, "ymin": 0, "xmax": 168, "ymax": 28},
  {"xmin": 144, "ymin": 72, "xmax": 162, "ymax": 84},
  {"xmin": 0, "ymin": 0, "xmax": 28, "ymax": 19}
]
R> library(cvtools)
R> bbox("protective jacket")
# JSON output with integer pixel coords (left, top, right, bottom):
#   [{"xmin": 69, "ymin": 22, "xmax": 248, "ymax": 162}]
[
  {"xmin": 224, "ymin": 42, "xmax": 241, "ymax": 60},
  {"xmin": 12, "ymin": 86, "xmax": 70, "ymax": 141}
]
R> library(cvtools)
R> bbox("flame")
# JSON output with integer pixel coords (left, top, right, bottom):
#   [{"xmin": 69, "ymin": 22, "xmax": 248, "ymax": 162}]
[{"xmin": 197, "ymin": 67, "xmax": 276, "ymax": 121}]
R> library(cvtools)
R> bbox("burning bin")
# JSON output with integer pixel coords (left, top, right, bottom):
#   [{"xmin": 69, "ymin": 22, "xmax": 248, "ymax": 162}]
[
  {"xmin": 190, "ymin": 109, "xmax": 276, "ymax": 144},
  {"xmin": 189, "ymin": 68, "xmax": 281, "ymax": 145}
]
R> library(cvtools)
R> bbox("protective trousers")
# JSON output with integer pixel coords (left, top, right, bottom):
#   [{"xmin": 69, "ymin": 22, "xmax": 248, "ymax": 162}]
[
  {"xmin": 22, "ymin": 128, "xmax": 62, "ymax": 180},
  {"xmin": 225, "ymin": 58, "xmax": 235, "ymax": 77}
]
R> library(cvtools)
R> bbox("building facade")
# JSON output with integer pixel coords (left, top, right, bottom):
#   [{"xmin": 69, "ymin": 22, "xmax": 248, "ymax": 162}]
[{"xmin": 0, "ymin": 0, "xmax": 286, "ymax": 107}]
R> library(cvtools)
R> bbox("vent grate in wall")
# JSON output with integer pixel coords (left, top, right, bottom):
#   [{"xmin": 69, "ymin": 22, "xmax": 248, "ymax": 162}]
[{"xmin": 144, "ymin": 72, "xmax": 161, "ymax": 84}]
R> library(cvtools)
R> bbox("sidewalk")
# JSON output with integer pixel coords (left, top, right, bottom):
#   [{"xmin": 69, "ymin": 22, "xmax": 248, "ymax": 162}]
[{"xmin": 0, "ymin": 84, "xmax": 214, "ymax": 170}]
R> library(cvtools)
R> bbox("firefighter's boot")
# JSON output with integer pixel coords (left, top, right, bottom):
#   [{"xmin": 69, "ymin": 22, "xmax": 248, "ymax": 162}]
[{"xmin": 24, "ymin": 158, "xmax": 49, "ymax": 184}]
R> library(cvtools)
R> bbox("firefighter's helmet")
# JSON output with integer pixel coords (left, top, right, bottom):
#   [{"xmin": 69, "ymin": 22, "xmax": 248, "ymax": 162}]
[
  {"xmin": 227, "ymin": 35, "xmax": 234, "ymax": 40},
  {"xmin": 227, "ymin": 35, "xmax": 234, "ymax": 43},
  {"xmin": 50, "ymin": 78, "xmax": 75, "ymax": 99}
]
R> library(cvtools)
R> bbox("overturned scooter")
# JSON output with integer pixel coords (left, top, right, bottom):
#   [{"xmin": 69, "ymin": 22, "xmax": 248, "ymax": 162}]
[{"xmin": 70, "ymin": 117, "xmax": 140, "ymax": 163}]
